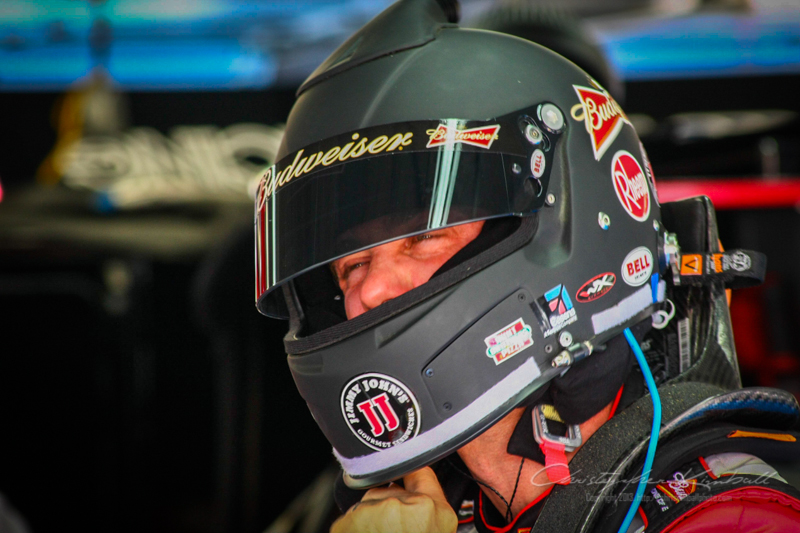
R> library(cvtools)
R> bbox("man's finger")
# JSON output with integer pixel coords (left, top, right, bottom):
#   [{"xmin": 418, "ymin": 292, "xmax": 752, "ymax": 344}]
[
  {"xmin": 402, "ymin": 467, "xmax": 448, "ymax": 503},
  {"xmin": 360, "ymin": 484, "xmax": 408, "ymax": 502}
]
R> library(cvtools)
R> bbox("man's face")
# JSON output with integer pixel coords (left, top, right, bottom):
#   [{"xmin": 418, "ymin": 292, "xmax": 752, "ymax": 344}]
[{"xmin": 331, "ymin": 221, "xmax": 485, "ymax": 319}]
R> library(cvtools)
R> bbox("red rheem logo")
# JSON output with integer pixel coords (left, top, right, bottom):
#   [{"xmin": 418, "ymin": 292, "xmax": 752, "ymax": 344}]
[{"xmin": 611, "ymin": 150, "xmax": 650, "ymax": 222}]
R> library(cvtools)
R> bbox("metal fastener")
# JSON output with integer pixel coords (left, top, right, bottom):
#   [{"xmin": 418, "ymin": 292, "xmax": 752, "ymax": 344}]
[
  {"xmin": 653, "ymin": 220, "xmax": 660, "ymax": 231},
  {"xmin": 545, "ymin": 193, "xmax": 556, "ymax": 206},
  {"xmin": 598, "ymin": 212, "xmax": 610, "ymax": 230},
  {"xmin": 511, "ymin": 163, "xmax": 522, "ymax": 174},
  {"xmin": 559, "ymin": 331, "xmax": 573, "ymax": 348},
  {"xmin": 425, "ymin": 368, "xmax": 434, "ymax": 377},
  {"xmin": 551, "ymin": 351, "xmax": 571, "ymax": 368}
]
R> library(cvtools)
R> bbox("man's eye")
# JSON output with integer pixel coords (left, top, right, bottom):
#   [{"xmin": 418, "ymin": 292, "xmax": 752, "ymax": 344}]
[
  {"xmin": 342, "ymin": 261, "xmax": 367, "ymax": 278},
  {"xmin": 414, "ymin": 233, "xmax": 434, "ymax": 242}
]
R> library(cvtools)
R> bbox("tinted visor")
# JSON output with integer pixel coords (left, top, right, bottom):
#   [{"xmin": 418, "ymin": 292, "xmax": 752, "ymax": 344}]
[{"xmin": 256, "ymin": 105, "xmax": 564, "ymax": 317}]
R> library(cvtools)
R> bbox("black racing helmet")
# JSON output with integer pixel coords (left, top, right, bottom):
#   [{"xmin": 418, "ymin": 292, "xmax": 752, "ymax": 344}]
[{"xmin": 255, "ymin": 0, "xmax": 664, "ymax": 488}]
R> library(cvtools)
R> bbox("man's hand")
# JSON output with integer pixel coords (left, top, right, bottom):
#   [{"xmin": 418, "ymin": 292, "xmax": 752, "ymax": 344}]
[{"xmin": 331, "ymin": 467, "xmax": 458, "ymax": 533}]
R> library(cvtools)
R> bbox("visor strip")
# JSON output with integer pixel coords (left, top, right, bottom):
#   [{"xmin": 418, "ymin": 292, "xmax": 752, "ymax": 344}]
[
  {"xmin": 592, "ymin": 280, "xmax": 666, "ymax": 335},
  {"xmin": 334, "ymin": 356, "xmax": 543, "ymax": 476}
]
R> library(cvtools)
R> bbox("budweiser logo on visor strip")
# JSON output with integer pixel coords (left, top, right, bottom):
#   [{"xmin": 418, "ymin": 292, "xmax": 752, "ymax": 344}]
[
  {"xmin": 571, "ymin": 83, "xmax": 630, "ymax": 161},
  {"xmin": 426, "ymin": 124, "xmax": 500, "ymax": 149},
  {"xmin": 257, "ymin": 130, "xmax": 414, "ymax": 204}
]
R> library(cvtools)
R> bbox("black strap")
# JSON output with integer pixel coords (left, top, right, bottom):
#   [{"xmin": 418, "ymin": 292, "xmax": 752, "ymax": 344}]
[{"xmin": 677, "ymin": 249, "xmax": 766, "ymax": 290}]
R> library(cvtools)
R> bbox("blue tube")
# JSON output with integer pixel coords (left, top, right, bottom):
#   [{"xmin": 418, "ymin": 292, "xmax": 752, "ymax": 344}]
[{"xmin": 617, "ymin": 328, "xmax": 662, "ymax": 533}]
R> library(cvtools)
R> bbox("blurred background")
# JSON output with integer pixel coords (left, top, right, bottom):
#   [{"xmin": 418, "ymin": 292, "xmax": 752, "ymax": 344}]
[{"xmin": 1, "ymin": 0, "xmax": 799, "ymax": 531}]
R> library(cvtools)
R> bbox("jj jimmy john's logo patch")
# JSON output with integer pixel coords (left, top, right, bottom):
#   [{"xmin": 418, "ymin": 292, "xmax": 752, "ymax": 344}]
[
  {"xmin": 622, "ymin": 247, "xmax": 653, "ymax": 287},
  {"xmin": 537, "ymin": 285, "xmax": 577, "ymax": 338},
  {"xmin": 576, "ymin": 273, "xmax": 616, "ymax": 303},
  {"xmin": 341, "ymin": 373, "xmax": 420, "ymax": 451},
  {"xmin": 612, "ymin": 150, "xmax": 651, "ymax": 222},
  {"xmin": 258, "ymin": 130, "xmax": 414, "ymax": 202},
  {"xmin": 426, "ymin": 124, "xmax": 500, "ymax": 149},
  {"xmin": 571, "ymin": 82, "xmax": 630, "ymax": 161},
  {"xmin": 484, "ymin": 318, "xmax": 534, "ymax": 365}
]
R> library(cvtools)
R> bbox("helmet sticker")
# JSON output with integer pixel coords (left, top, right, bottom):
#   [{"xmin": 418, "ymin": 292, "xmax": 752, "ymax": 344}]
[
  {"xmin": 639, "ymin": 141, "xmax": 659, "ymax": 205},
  {"xmin": 576, "ymin": 273, "xmax": 616, "ymax": 303},
  {"xmin": 715, "ymin": 251, "xmax": 751, "ymax": 272},
  {"xmin": 426, "ymin": 124, "xmax": 500, "ymax": 149},
  {"xmin": 680, "ymin": 254, "xmax": 703, "ymax": 276},
  {"xmin": 571, "ymin": 82, "xmax": 630, "ymax": 161},
  {"xmin": 622, "ymin": 247, "xmax": 653, "ymax": 287},
  {"xmin": 536, "ymin": 284, "xmax": 578, "ymax": 338},
  {"xmin": 612, "ymin": 150, "xmax": 651, "ymax": 222},
  {"xmin": 484, "ymin": 318, "xmax": 534, "ymax": 365},
  {"xmin": 341, "ymin": 373, "xmax": 421, "ymax": 451},
  {"xmin": 531, "ymin": 149, "xmax": 546, "ymax": 178}
]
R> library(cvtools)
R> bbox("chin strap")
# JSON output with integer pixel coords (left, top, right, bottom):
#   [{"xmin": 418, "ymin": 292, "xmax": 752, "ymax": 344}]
[{"xmin": 533, "ymin": 404, "xmax": 582, "ymax": 485}]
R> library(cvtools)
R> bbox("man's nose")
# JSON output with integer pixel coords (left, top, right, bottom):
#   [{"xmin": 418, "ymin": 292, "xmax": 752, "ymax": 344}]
[{"xmin": 358, "ymin": 255, "xmax": 415, "ymax": 311}]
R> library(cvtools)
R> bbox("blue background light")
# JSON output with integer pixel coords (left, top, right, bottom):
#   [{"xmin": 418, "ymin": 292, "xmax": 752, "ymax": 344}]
[{"xmin": 1, "ymin": 1, "xmax": 798, "ymax": 90}]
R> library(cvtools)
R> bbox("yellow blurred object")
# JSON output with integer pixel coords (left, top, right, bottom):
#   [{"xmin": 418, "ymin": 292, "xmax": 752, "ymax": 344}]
[
  {"xmin": 36, "ymin": 69, "xmax": 128, "ymax": 186},
  {"xmin": 541, "ymin": 404, "xmax": 565, "ymax": 423},
  {"xmin": 36, "ymin": 90, "xmax": 86, "ymax": 186}
]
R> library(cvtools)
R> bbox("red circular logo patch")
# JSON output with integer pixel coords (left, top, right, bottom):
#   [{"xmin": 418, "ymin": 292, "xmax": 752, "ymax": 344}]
[
  {"xmin": 576, "ymin": 272, "xmax": 616, "ymax": 303},
  {"xmin": 612, "ymin": 150, "xmax": 650, "ymax": 222},
  {"xmin": 340, "ymin": 373, "xmax": 421, "ymax": 451}
]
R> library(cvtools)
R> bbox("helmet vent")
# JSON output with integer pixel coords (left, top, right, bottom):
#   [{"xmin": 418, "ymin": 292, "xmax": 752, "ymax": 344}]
[
  {"xmin": 297, "ymin": 0, "xmax": 458, "ymax": 96},
  {"xmin": 435, "ymin": 0, "xmax": 460, "ymax": 23}
]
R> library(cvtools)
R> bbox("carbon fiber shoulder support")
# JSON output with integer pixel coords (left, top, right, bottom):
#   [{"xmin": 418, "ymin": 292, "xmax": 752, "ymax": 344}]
[{"xmin": 530, "ymin": 384, "xmax": 800, "ymax": 533}]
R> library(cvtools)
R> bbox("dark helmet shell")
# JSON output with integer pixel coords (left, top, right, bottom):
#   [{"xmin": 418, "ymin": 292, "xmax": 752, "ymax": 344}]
[{"xmin": 262, "ymin": 0, "xmax": 664, "ymax": 487}]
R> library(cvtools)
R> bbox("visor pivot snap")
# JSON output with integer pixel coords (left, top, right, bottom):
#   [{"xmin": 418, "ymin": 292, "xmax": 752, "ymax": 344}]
[
  {"xmin": 546, "ymin": 193, "xmax": 556, "ymax": 206},
  {"xmin": 598, "ymin": 212, "xmax": 610, "ymax": 230},
  {"xmin": 539, "ymin": 103, "xmax": 565, "ymax": 132},
  {"xmin": 653, "ymin": 220, "xmax": 660, "ymax": 231},
  {"xmin": 511, "ymin": 162, "xmax": 523, "ymax": 174},
  {"xmin": 525, "ymin": 124, "xmax": 543, "ymax": 144}
]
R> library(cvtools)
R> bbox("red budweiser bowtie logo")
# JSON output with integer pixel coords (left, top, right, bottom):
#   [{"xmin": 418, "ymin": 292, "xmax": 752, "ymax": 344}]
[
  {"xmin": 426, "ymin": 124, "xmax": 500, "ymax": 149},
  {"xmin": 571, "ymin": 83, "xmax": 630, "ymax": 161}
]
